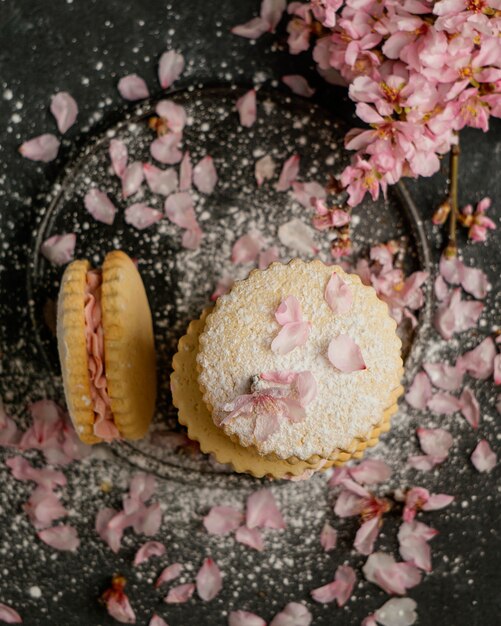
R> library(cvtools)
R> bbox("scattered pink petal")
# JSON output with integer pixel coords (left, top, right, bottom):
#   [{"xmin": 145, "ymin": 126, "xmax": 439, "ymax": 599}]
[
  {"xmin": 398, "ymin": 521, "xmax": 437, "ymax": 572},
  {"xmin": 38, "ymin": 525, "xmax": 80, "ymax": 552},
  {"xmin": 460, "ymin": 265, "xmax": 490, "ymax": 299},
  {"xmin": 434, "ymin": 288, "xmax": 483, "ymax": 339},
  {"xmin": 236, "ymin": 89, "xmax": 257, "ymax": 128},
  {"xmin": 231, "ymin": 17, "xmax": 270, "ymax": 39},
  {"xmin": 231, "ymin": 231, "xmax": 265, "ymax": 264},
  {"xmin": 459, "ymin": 387, "xmax": 480, "ymax": 429},
  {"xmin": 471, "ymin": 439, "xmax": 497, "ymax": 473},
  {"xmin": 374, "ymin": 598, "xmax": 418, "ymax": 626},
  {"xmin": 406, "ymin": 455, "xmax": 444, "ymax": 471},
  {"xmin": 211, "ymin": 276, "xmax": 234, "ymax": 301},
  {"xmin": 118, "ymin": 74, "xmax": 149, "ymax": 101},
  {"xmin": 282, "ymin": 75, "xmax": 315, "ymax": 98},
  {"xmin": 457, "ymin": 337, "xmax": 496, "ymax": 380},
  {"xmin": 269, "ymin": 602, "xmax": 312, "ymax": 626},
  {"xmin": 84, "ymin": 189, "xmax": 117, "ymax": 225},
  {"xmin": 203, "ymin": 506, "xmax": 244, "ymax": 535},
  {"xmin": 155, "ymin": 100, "xmax": 187, "ymax": 133},
  {"xmin": 328, "ymin": 334, "xmax": 366, "ymax": 373},
  {"xmin": 261, "ymin": 0, "xmax": 287, "ymax": 32},
  {"xmin": 164, "ymin": 583, "xmax": 195, "ymax": 604},
  {"xmin": 19, "ymin": 134, "xmax": 60, "ymax": 162},
  {"xmin": 255, "ymin": 155, "xmax": 275, "ymax": 186},
  {"xmin": 50, "ymin": 92, "xmax": 78, "ymax": 134},
  {"xmin": 0, "ymin": 400, "xmax": 20, "ymax": 446},
  {"xmin": 179, "ymin": 152, "xmax": 192, "ymax": 191},
  {"xmin": 405, "ymin": 372, "xmax": 432, "ymax": 410},
  {"xmin": 402, "ymin": 487, "xmax": 454, "ymax": 523},
  {"xmin": 109, "ymin": 139, "xmax": 128, "ymax": 178},
  {"xmin": 422, "ymin": 362, "xmax": 463, "ymax": 392},
  {"xmin": 125, "ymin": 203, "xmax": 163, "ymax": 230},
  {"xmin": 158, "ymin": 51, "xmax": 185, "ymax": 89},
  {"xmin": 427, "ymin": 392, "xmax": 461, "ymax": 415},
  {"xmin": 350, "ymin": 459, "xmax": 392, "ymax": 485},
  {"xmin": 193, "ymin": 156, "xmax": 218, "ymax": 194},
  {"xmin": 150, "ymin": 133, "xmax": 183, "ymax": 164},
  {"xmin": 235, "ymin": 526, "xmax": 264, "ymax": 551},
  {"xmin": 354, "ymin": 516, "xmax": 381, "ymax": 555},
  {"xmin": 6, "ymin": 456, "xmax": 66, "ymax": 490},
  {"xmin": 0, "ymin": 603, "xmax": 22, "ymax": 624},
  {"xmin": 122, "ymin": 162, "xmax": 144, "ymax": 198},
  {"xmin": 228, "ymin": 611, "xmax": 266, "ymax": 626},
  {"xmin": 132, "ymin": 502, "xmax": 162, "ymax": 536},
  {"xmin": 155, "ymin": 563, "xmax": 183, "ymax": 588},
  {"xmin": 102, "ymin": 577, "xmax": 136, "ymax": 624},
  {"xmin": 278, "ymin": 218, "xmax": 317, "ymax": 255},
  {"xmin": 363, "ymin": 552, "xmax": 421, "ymax": 596},
  {"xmin": 196, "ymin": 558, "xmax": 222, "ymax": 601},
  {"xmin": 311, "ymin": 565, "xmax": 356, "ymax": 606},
  {"xmin": 95, "ymin": 508, "xmax": 125, "ymax": 553},
  {"xmin": 40, "ymin": 233, "xmax": 76, "ymax": 266},
  {"xmin": 258, "ymin": 246, "xmax": 279, "ymax": 269},
  {"xmin": 182, "ymin": 226, "xmax": 203, "ymax": 250},
  {"xmin": 434, "ymin": 275, "xmax": 449, "ymax": 301},
  {"xmin": 292, "ymin": 181, "xmax": 326, "ymax": 209},
  {"xmin": 246, "ymin": 488, "xmax": 286, "ymax": 529},
  {"xmin": 416, "ymin": 428, "xmax": 453, "ymax": 459},
  {"xmin": 324, "ymin": 273, "xmax": 353, "ymax": 315},
  {"xmin": 320, "ymin": 522, "xmax": 337, "ymax": 552},
  {"xmin": 422, "ymin": 494, "xmax": 455, "ymax": 512},
  {"xmin": 164, "ymin": 192, "xmax": 198, "ymax": 229},
  {"xmin": 133, "ymin": 541, "xmax": 165, "ymax": 566},
  {"xmin": 361, "ymin": 616, "xmax": 378, "ymax": 626},
  {"xmin": 143, "ymin": 163, "xmax": 178, "ymax": 196},
  {"xmin": 149, "ymin": 616, "xmax": 169, "ymax": 626},
  {"xmin": 276, "ymin": 155, "xmax": 300, "ymax": 191}
]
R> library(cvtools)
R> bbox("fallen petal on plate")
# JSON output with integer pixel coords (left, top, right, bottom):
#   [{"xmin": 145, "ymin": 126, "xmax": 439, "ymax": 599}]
[
  {"xmin": 236, "ymin": 89, "xmax": 257, "ymax": 127},
  {"xmin": 231, "ymin": 17, "xmax": 270, "ymax": 39},
  {"xmin": 193, "ymin": 156, "xmax": 218, "ymax": 194},
  {"xmin": 276, "ymin": 154, "xmax": 300, "ymax": 191},
  {"xmin": 158, "ymin": 50, "xmax": 185, "ymax": 89},
  {"xmin": 50, "ymin": 92, "xmax": 78, "ymax": 134},
  {"xmin": 269, "ymin": 601, "xmax": 312, "ymax": 626},
  {"xmin": 405, "ymin": 372, "xmax": 432, "ymax": 410},
  {"xmin": 231, "ymin": 231, "xmax": 265, "ymax": 264},
  {"xmin": 133, "ymin": 541, "xmax": 165, "ymax": 566},
  {"xmin": 19, "ymin": 134, "xmax": 60, "ymax": 162},
  {"xmin": 125, "ymin": 203, "xmax": 163, "ymax": 230},
  {"xmin": 282, "ymin": 74, "xmax": 315, "ymax": 98},
  {"xmin": 196, "ymin": 557, "xmax": 222, "ymax": 601},
  {"xmin": 228, "ymin": 610, "xmax": 266, "ymax": 626},
  {"xmin": 118, "ymin": 74, "xmax": 149, "ymax": 101},
  {"xmin": 235, "ymin": 526, "xmax": 264, "ymax": 551},
  {"xmin": 203, "ymin": 506, "xmax": 243, "ymax": 535},
  {"xmin": 164, "ymin": 583, "xmax": 195, "ymax": 604},
  {"xmin": 38, "ymin": 525, "xmax": 80, "ymax": 552},
  {"xmin": 84, "ymin": 189, "xmax": 117, "ymax": 225},
  {"xmin": 40, "ymin": 233, "xmax": 76, "ymax": 266},
  {"xmin": 471, "ymin": 439, "xmax": 497, "ymax": 473},
  {"xmin": 246, "ymin": 488, "xmax": 285, "ymax": 529}
]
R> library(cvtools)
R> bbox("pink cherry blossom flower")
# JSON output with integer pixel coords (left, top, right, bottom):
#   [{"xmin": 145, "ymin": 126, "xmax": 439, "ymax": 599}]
[
  {"xmin": 158, "ymin": 51, "xmax": 185, "ymax": 89},
  {"xmin": 312, "ymin": 200, "xmax": 350, "ymax": 230},
  {"xmin": 236, "ymin": 89, "xmax": 257, "ymax": 127},
  {"xmin": 235, "ymin": 526, "xmax": 264, "ymax": 551},
  {"xmin": 101, "ymin": 575, "xmax": 136, "ymax": 623},
  {"xmin": 203, "ymin": 506, "xmax": 243, "ymax": 535},
  {"xmin": 328, "ymin": 334, "xmax": 366, "ymax": 372},
  {"xmin": 19, "ymin": 134, "xmax": 60, "ymax": 162},
  {"xmin": 84, "ymin": 189, "xmax": 117, "ymax": 225},
  {"xmin": 196, "ymin": 557, "xmax": 222, "ymax": 601},
  {"xmin": 270, "ymin": 602, "xmax": 312, "ymax": 626},
  {"xmin": 246, "ymin": 488, "xmax": 286, "ymax": 529},
  {"xmin": 193, "ymin": 156, "xmax": 218, "ymax": 194},
  {"xmin": 50, "ymin": 92, "xmax": 78, "ymax": 134},
  {"xmin": 155, "ymin": 563, "xmax": 183, "ymax": 588},
  {"xmin": 471, "ymin": 439, "xmax": 497, "ymax": 473},
  {"xmin": 276, "ymin": 154, "xmax": 300, "ymax": 191},
  {"xmin": 40, "ymin": 233, "xmax": 76, "ymax": 266},
  {"xmin": 402, "ymin": 487, "xmax": 454, "ymax": 523},
  {"xmin": 229, "ymin": 611, "xmax": 266, "ymax": 626},
  {"xmin": 255, "ymin": 155, "xmax": 276, "ymax": 186},
  {"xmin": 311, "ymin": 565, "xmax": 356, "ymax": 606},
  {"xmin": 494, "ymin": 354, "xmax": 501, "ymax": 385},
  {"xmin": 282, "ymin": 75, "xmax": 316, "ymax": 97},
  {"xmin": 363, "ymin": 552, "xmax": 421, "ymax": 596},
  {"xmin": 287, "ymin": 4, "xmax": 314, "ymax": 55},
  {"xmin": 118, "ymin": 74, "xmax": 149, "ymax": 101},
  {"xmin": 133, "ymin": 541, "xmax": 165, "ymax": 566},
  {"xmin": 0, "ymin": 602, "xmax": 22, "ymax": 624},
  {"xmin": 461, "ymin": 197, "xmax": 496, "ymax": 242}
]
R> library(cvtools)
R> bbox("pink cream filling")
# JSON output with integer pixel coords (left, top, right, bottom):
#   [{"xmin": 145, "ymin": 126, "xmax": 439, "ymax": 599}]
[{"xmin": 84, "ymin": 270, "xmax": 121, "ymax": 441}]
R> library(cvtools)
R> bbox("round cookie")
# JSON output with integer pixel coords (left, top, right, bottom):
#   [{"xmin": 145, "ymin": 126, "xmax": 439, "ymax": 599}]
[{"xmin": 197, "ymin": 259, "xmax": 403, "ymax": 463}]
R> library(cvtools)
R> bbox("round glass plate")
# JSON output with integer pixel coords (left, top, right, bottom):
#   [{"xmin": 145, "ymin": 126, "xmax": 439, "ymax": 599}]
[{"xmin": 28, "ymin": 85, "xmax": 432, "ymax": 485}]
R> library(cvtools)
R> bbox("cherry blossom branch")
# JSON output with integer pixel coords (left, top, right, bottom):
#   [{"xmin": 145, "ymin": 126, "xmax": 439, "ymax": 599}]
[{"xmin": 445, "ymin": 136, "xmax": 460, "ymax": 259}]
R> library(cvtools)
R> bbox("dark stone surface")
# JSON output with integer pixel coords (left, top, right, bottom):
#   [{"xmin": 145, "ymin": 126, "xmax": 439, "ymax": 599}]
[{"xmin": 0, "ymin": 1, "xmax": 500, "ymax": 625}]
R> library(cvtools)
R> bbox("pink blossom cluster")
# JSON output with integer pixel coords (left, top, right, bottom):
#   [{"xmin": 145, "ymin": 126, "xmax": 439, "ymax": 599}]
[{"xmin": 285, "ymin": 0, "xmax": 501, "ymax": 207}]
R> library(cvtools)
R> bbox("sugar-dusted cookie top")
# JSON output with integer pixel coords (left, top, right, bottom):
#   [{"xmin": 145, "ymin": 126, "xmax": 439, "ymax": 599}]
[{"xmin": 197, "ymin": 259, "xmax": 403, "ymax": 461}]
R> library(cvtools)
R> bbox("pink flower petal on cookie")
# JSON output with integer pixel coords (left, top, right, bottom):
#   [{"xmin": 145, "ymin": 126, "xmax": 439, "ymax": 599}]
[
  {"xmin": 246, "ymin": 488, "xmax": 285, "ymax": 529},
  {"xmin": 236, "ymin": 89, "xmax": 257, "ymax": 127},
  {"xmin": 422, "ymin": 362, "xmax": 463, "ymax": 392},
  {"xmin": 269, "ymin": 602, "xmax": 312, "ymax": 626},
  {"xmin": 471, "ymin": 440, "xmax": 497, "ymax": 473},
  {"xmin": 427, "ymin": 392, "xmax": 461, "ymax": 415},
  {"xmin": 122, "ymin": 162, "xmax": 144, "ymax": 198},
  {"xmin": 282, "ymin": 75, "xmax": 315, "ymax": 98},
  {"xmin": 164, "ymin": 583, "xmax": 195, "ymax": 604},
  {"xmin": 328, "ymin": 335, "xmax": 366, "ymax": 373},
  {"xmin": 405, "ymin": 372, "xmax": 432, "ymax": 410},
  {"xmin": 320, "ymin": 522, "xmax": 337, "ymax": 552},
  {"xmin": 0, "ymin": 603, "xmax": 22, "ymax": 624},
  {"xmin": 38, "ymin": 525, "xmax": 80, "ymax": 551},
  {"xmin": 231, "ymin": 231, "xmax": 265, "ymax": 264},
  {"xmin": 155, "ymin": 100, "xmax": 187, "ymax": 133},
  {"xmin": 179, "ymin": 151, "xmax": 192, "ymax": 191},
  {"xmin": 459, "ymin": 387, "xmax": 480, "ymax": 429},
  {"xmin": 50, "ymin": 92, "xmax": 78, "ymax": 134},
  {"xmin": 151, "ymin": 133, "xmax": 183, "ymax": 165},
  {"xmin": 125, "ymin": 203, "xmax": 163, "ymax": 230},
  {"xmin": 324, "ymin": 273, "xmax": 353, "ymax": 315},
  {"xmin": 203, "ymin": 506, "xmax": 243, "ymax": 535},
  {"xmin": 457, "ymin": 337, "xmax": 496, "ymax": 380},
  {"xmin": 231, "ymin": 17, "xmax": 269, "ymax": 39},
  {"xmin": 133, "ymin": 541, "xmax": 165, "ymax": 566},
  {"xmin": 255, "ymin": 155, "xmax": 275, "ymax": 186},
  {"xmin": 193, "ymin": 156, "xmax": 218, "ymax": 194},
  {"xmin": 19, "ymin": 134, "xmax": 60, "ymax": 162},
  {"xmin": 275, "ymin": 295, "xmax": 303, "ymax": 325},
  {"xmin": 143, "ymin": 163, "xmax": 178, "ymax": 196},
  {"xmin": 229, "ymin": 611, "xmax": 266, "ymax": 626},
  {"xmin": 40, "ymin": 233, "xmax": 76, "ymax": 265},
  {"xmin": 158, "ymin": 51, "xmax": 185, "ymax": 89},
  {"xmin": 295, "ymin": 371, "xmax": 317, "ymax": 406},
  {"xmin": 276, "ymin": 154, "xmax": 300, "ymax": 191},
  {"xmin": 271, "ymin": 322, "xmax": 311, "ymax": 355},
  {"xmin": 84, "ymin": 189, "xmax": 117, "ymax": 225},
  {"xmin": 155, "ymin": 563, "xmax": 183, "ymax": 588},
  {"xmin": 196, "ymin": 558, "xmax": 222, "ymax": 601},
  {"xmin": 235, "ymin": 526, "xmax": 264, "ymax": 551},
  {"xmin": 349, "ymin": 459, "xmax": 392, "ymax": 485},
  {"xmin": 109, "ymin": 139, "xmax": 128, "ymax": 178},
  {"xmin": 118, "ymin": 74, "xmax": 149, "ymax": 101},
  {"xmin": 253, "ymin": 412, "xmax": 282, "ymax": 442},
  {"xmin": 354, "ymin": 516, "xmax": 381, "ymax": 555}
]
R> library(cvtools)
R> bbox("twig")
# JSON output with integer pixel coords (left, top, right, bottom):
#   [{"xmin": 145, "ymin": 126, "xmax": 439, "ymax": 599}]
[{"xmin": 445, "ymin": 135, "xmax": 460, "ymax": 258}]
